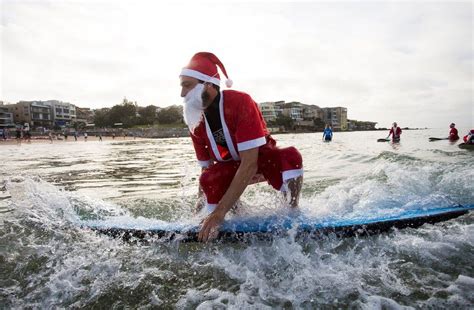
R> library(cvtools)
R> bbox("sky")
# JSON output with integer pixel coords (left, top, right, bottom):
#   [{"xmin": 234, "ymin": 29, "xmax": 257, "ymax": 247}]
[{"xmin": 1, "ymin": 0, "xmax": 472, "ymax": 128}]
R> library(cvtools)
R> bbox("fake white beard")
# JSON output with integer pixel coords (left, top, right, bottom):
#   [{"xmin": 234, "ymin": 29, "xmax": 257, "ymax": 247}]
[{"xmin": 183, "ymin": 83, "xmax": 205, "ymax": 132}]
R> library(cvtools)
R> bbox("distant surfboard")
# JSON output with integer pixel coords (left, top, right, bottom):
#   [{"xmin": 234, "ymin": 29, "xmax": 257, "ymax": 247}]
[
  {"xmin": 377, "ymin": 138, "xmax": 390, "ymax": 142},
  {"xmin": 429, "ymin": 137, "xmax": 448, "ymax": 141},
  {"xmin": 83, "ymin": 205, "xmax": 473, "ymax": 242},
  {"xmin": 458, "ymin": 143, "xmax": 474, "ymax": 150}
]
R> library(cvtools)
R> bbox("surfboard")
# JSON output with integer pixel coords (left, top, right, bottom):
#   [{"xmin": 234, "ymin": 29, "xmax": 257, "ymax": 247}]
[
  {"xmin": 429, "ymin": 137, "xmax": 449, "ymax": 141},
  {"xmin": 83, "ymin": 204, "xmax": 473, "ymax": 242},
  {"xmin": 377, "ymin": 138, "xmax": 390, "ymax": 142},
  {"xmin": 458, "ymin": 143, "xmax": 474, "ymax": 150}
]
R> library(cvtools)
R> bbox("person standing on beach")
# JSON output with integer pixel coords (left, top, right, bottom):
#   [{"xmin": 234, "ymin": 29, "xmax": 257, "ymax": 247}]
[
  {"xmin": 448, "ymin": 123, "xmax": 459, "ymax": 141},
  {"xmin": 388, "ymin": 122, "xmax": 402, "ymax": 142},
  {"xmin": 84, "ymin": 132, "xmax": 88, "ymax": 142},
  {"xmin": 179, "ymin": 52, "xmax": 303, "ymax": 242},
  {"xmin": 15, "ymin": 126, "xmax": 22, "ymax": 144},
  {"xmin": 23, "ymin": 124, "xmax": 31, "ymax": 143}
]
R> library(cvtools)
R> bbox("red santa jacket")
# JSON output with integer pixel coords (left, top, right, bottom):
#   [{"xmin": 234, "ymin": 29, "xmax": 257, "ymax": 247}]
[
  {"xmin": 190, "ymin": 90, "xmax": 268, "ymax": 167},
  {"xmin": 449, "ymin": 127, "xmax": 459, "ymax": 141},
  {"xmin": 389, "ymin": 127, "xmax": 402, "ymax": 139}
]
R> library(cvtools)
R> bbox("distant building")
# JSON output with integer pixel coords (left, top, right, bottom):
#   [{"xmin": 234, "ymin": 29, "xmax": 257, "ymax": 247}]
[
  {"xmin": 280, "ymin": 101, "xmax": 303, "ymax": 121},
  {"xmin": 322, "ymin": 107, "xmax": 348, "ymax": 131},
  {"xmin": 6, "ymin": 100, "xmax": 77, "ymax": 128},
  {"xmin": 302, "ymin": 105, "xmax": 323, "ymax": 120},
  {"xmin": 258, "ymin": 101, "xmax": 349, "ymax": 131},
  {"xmin": 43, "ymin": 100, "xmax": 77, "ymax": 127},
  {"xmin": 259, "ymin": 102, "xmax": 277, "ymax": 122},
  {"xmin": 75, "ymin": 107, "xmax": 95, "ymax": 124},
  {"xmin": 0, "ymin": 105, "xmax": 14, "ymax": 128}
]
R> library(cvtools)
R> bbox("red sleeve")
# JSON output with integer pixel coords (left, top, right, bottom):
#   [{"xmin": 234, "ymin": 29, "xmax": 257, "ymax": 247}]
[
  {"xmin": 234, "ymin": 94, "xmax": 267, "ymax": 151},
  {"xmin": 190, "ymin": 130, "xmax": 212, "ymax": 168}
]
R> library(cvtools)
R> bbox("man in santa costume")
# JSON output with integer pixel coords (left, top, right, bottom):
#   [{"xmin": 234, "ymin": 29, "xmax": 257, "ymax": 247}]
[
  {"xmin": 448, "ymin": 123, "xmax": 459, "ymax": 141},
  {"xmin": 179, "ymin": 52, "xmax": 303, "ymax": 242},
  {"xmin": 388, "ymin": 122, "xmax": 402, "ymax": 142}
]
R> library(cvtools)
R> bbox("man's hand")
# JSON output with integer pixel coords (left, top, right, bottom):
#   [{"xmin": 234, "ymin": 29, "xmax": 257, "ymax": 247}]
[
  {"xmin": 198, "ymin": 209, "xmax": 226, "ymax": 242},
  {"xmin": 198, "ymin": 148, "xmax": 259, "ymax": 242}
]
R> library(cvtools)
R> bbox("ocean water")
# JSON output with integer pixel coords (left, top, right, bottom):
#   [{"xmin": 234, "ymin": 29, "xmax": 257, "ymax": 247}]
[{"xmin": 1, "ymin": 129, "xmax": 473, "ymax": 309}]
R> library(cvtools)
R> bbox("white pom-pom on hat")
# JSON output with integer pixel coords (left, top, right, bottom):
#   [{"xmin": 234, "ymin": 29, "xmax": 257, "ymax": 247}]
[{"xmin": 225, "ymin": 79, "xmax": 233, "ymax": 88}]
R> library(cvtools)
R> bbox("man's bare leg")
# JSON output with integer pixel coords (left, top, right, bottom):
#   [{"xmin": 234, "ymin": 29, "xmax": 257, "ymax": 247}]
[{"xmin": 286, "ymin": 176, "xmax": 303, "ymax": 208}]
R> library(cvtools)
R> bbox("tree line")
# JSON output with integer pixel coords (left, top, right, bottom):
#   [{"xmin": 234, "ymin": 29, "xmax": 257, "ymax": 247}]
[{"xmin": 92, "ymin": 98, "xmax": 184, "ymax": 128}]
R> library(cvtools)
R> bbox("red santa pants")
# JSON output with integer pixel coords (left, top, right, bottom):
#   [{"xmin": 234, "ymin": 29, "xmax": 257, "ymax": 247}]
[{"xmin": 199, "ymin": 137, "xmax": 303, "ymax": 206}]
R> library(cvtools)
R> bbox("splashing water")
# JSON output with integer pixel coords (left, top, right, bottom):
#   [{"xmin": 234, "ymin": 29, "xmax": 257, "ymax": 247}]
[{"xmin": 0, "ymin": 129, "xmax": 473, "ymax": 308}]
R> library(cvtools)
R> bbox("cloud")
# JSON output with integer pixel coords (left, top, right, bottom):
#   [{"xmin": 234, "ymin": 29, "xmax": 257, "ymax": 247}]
[{"xmin": 1, "ymin": 1, "xmax": 472, "ymax": 127}]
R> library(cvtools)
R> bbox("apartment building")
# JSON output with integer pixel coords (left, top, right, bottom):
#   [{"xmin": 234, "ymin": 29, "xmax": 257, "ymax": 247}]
[
  {"xmin": 6, "ymin": 100, "xmax": 76, "ymax": 128},
  {"xmin": 0, "ymin": 105, "xmax": 14, "ymax": 128},
  {"xmin": 279, "ymin": 101, "xmax": 304, "ymax": 121},
  {"xmin": 322, "ymin": 107, "xmax": 348, "ymax": 130},
  {"xmin": 259, "ymin": 102, "xmax": 278, "ymax": 122}
]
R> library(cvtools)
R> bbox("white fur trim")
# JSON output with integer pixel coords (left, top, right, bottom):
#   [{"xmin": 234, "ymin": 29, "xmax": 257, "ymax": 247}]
[
  {"xmin": 282, "ymin": 169, "xmax": 304, "ymax": 181},
  {"xmin": 237, "ymin": 136, "xmax": 266, "ymax": 151},
  {"xmin": 180, "ymin": 68, "xmax": 220, "ymax": 86},
  {"xmin": 198, "ymin": 160, "xmax": 213, "ymax": 168},
  {"xmin": 206, "ymin": 203, "xmax": 217, "ymax": 213},
  {"xmin": 204, "ymin": 117, "xmax": 224, "ymax": 162},
  {"xmin": 225, "ymin": 79, "xmax": 233, "ymax": 88}
]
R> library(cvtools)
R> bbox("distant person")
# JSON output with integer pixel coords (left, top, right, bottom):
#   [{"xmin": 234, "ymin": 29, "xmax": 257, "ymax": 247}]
[
  {"xmin": 112, "ymin": 133, "xmax": 116, "ymax": 140},
  {"xmin": 15, "ymin": 127, "xmax": 22, "ymax": 144},
  {"xmin": 448, "ymin": 123, "xmax": 459, "ymax": 141},
  {"xmin": 24, "ymin": 127, "xmax": 31, "ymax": 143},
  {"xmin": 84, "ymin": 132, "xmax": 88, "ymax": 141},
  {"xmin": 73, "ymin": 131, "xmax": 78, "ymax": 141},
  {"xmin": 64, "ymin": 131, "xmax": 68, "ymax": 140},
  {"xmin": 322, "ymin": 124, "xmax": 333, "ymax": 142},
  {"xmin": 463, "ymin": 129, "xmax": 474, "ymax": 144},
  {"xmin": 387, "ymin": 122, "xmax": 402, "ymax": 142},
  {"xmin": 48, "ymin": 131, "xmax": 53, "ymax": 143},
  {"xmin": 1, "ymin": 128, "xmax": 6, "ymax": 141},
  {"xmin": 99, "ymin": 133, "xmax": 102, "ymax": 141}
]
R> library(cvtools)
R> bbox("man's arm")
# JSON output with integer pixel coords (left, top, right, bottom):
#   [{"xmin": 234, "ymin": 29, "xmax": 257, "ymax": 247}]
[{"xmin": 198, "ymin": 147, "xmax": 259, "ymax": 242}]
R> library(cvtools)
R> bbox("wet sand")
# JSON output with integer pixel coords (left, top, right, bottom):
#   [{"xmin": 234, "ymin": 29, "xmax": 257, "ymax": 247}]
[{"xmin": 0, "ymin": 136, "xmax": 146, "ymax": 145}]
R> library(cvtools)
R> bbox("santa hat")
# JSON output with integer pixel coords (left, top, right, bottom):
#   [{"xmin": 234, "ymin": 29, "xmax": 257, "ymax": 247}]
[{"xmin": 180, "ymin": 52, "xmax": 233, "ymax": 88}]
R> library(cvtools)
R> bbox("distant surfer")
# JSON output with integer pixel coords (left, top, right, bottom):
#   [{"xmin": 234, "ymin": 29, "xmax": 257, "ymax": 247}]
[
  {"xmin": 387, "ymin": 122, "xmax": 402, "ymax": 142},
  {"xmin": 180, "ymin": 52, "xmax": 303, "ymax": 242},
  {"xmin": 322, "ymin": 124, "xmax": 333, "ymax": 142},
  {"xmin": 448, "ymin": 123, "xmax": 459, "ymax": 141},
  {"xmin": 463, "ymin": 129, "xmax": 474, "ymax": 144}
]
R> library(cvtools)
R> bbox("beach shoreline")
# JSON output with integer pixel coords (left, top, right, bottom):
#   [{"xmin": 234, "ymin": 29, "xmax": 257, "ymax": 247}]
[{"xmin": 0, "ymin": 136, "xmax": 147, "ymax": 145}]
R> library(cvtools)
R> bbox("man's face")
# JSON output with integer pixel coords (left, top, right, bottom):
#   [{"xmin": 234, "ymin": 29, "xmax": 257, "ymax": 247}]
[
  {"xmin": 201, "ymin": 83, "xmax": 213, "ymax": 108},
  {"xmin": 180, "ymin": 76, "xmax": 200, "ymax": 98}
]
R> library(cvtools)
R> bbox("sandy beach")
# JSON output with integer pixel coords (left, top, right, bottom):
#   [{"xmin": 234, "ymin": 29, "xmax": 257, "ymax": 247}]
[{"xmin": 0, "ymin": 135, "xmax": 146, "ymax": 145}]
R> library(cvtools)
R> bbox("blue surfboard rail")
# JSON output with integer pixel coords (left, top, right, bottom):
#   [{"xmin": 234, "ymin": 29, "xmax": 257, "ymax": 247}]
[{"xmin": 84, "ymin": 204, "xmax": 474, "ymax": 242}]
